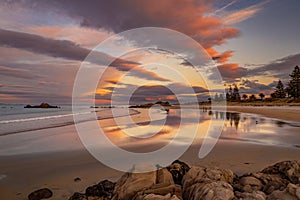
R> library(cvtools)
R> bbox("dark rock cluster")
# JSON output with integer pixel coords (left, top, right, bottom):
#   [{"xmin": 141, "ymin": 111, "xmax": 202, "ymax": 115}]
[
  {"xmin": 69, "ymin": 180, "xmax": 115, "ymax": 200},
  {"xmin": 65, "ymin": 160, "xmax": 300, "ymax": 199}
]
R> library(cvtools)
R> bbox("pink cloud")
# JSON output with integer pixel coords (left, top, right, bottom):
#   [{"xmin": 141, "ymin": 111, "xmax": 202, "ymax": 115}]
[
  {"xmin": 28, "ymin": 26, "xmax": 112, "ymax": 48},
  {"xmin": 222, "ymin": 1, "xmax": 269, "ymax": 25}
]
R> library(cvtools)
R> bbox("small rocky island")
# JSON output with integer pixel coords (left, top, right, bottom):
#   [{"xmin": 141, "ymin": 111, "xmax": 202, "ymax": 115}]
[
  {"xmin": 129, "ymin": 101, "xmax": 171, "ymax": 108},
  {"xmin": 24, "ymin": 103, "xmax": 60, "ymax": 109},
  {"xmin": 59, "ymin": 160, "xmax": 300, "ymax": 200}
]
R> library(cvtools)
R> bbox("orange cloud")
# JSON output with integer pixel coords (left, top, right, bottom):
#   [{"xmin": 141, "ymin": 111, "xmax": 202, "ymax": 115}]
[
  {"xmin": 212, "ymin": 50, "xmax": 234, "ymax": 63},
  {"xmin": 222, "ymin": 1, "xmax": 268, "ymax": 25}
]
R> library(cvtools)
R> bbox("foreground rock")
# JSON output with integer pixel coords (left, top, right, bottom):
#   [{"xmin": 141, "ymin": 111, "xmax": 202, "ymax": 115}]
[
  {"xmin": 28, "ymin": 188, "xmax": 53, "ymax": 200},
  {"xmin": 68, "ymin": 160, "xmax": 300, "ymax": 200},
  {"xmin": 69, "ymin": 180, "xmax": 115, "ymax": 200},
  {"xmin": 182, "ymin": 166, "xmax": 235, "ymax": 200},
  {"xmin": 233, "ymin": 160, "xmax": 300, "ymax": 200},
  {"xmin": 112, "ymin": 168, "xmax": 182, "ymax": 200},
  {"xmin": 267, "ymin": 183, "xmax": 300, "ymax": 200}
]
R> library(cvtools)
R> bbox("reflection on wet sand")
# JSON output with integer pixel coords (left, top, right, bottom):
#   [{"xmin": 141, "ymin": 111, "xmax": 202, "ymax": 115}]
[
  {"xmin": 99, "ymin": 107, "xmax": 300, "ymax": 151},
  {"xmin": 205, "ymin": 110, "xmax": 240, "ymax": 129}
]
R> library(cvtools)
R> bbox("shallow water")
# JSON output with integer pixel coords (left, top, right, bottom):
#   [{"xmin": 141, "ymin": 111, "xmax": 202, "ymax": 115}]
[
  {"xmin": 0, "ymin": 106, "xmax": 299, "ymax": 156},
  {"xmin": 0, "ymin": 104, "xmax": 136, "ymax": 135}
]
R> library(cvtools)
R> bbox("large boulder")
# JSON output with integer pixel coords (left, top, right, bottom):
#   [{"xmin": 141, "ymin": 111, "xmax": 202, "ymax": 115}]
[
  {"xmin": 112, "ymin": 167, "xmax": 182, "ymax": 200},
  {"xmin": 184, "ymin": 180, "xmax": 234, "ymax": 200},
  {"xmin": 261, "ymin": 160, "xmax": 300, "ymax": 184},
  {"xmin": 182, "ymin": 166, "xmax": 235, "ymax": 200},
  {"xmin": 112, "ymin": 170, "xmax": 157, "ymax": 200}
]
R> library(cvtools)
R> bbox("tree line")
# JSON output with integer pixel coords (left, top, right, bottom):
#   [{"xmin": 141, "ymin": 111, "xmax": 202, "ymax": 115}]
[
  {"xmin": 212, "ymin": 65, "xmax": 300, "ymax": 102},
  {"xmin": 272, "ymin": 66, "xmax": 300, "ymax": 99}
]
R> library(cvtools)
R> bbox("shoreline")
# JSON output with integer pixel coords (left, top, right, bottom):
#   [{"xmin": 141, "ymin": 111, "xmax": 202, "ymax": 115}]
[
  {"xmin": 177, "ymin": 104, "xmax": 300, "ymax": 123},
  {"xmin": 0, "ymin": 108, "xmax": 141, "ymax": 136},
  {"xmin": 225, "ymin": 106, "xmax": 300, "ymax": 123}
]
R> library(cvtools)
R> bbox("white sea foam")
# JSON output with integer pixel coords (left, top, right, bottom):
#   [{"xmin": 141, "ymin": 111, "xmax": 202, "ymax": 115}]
[{"xmin": 0, "ymin": 111, "xmax": 91, "ymax": 124}]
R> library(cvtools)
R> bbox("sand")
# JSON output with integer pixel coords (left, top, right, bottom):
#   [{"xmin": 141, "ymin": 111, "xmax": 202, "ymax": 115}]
[
  {"xmin": 0, "ymin": 106, "xmax": 300, "ymax": 199},
  {"xmin": 225, "ymin": 106, "xmax": 300, "ymax": 123}
]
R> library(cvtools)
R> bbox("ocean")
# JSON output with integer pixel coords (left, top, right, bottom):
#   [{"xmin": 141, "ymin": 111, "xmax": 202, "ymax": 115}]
[{"xmin": 0, "ymin": 104, "xmax": 133, "ymax": 136}]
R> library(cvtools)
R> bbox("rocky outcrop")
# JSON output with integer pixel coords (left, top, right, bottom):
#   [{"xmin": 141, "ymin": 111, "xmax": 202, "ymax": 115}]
[
  {"xmin": 24, "ymin": 103, "xmax": 59, "ymax": 108},
  {"xmin": 267, "ymin": 183, "xmax": 300, "ymax": 200},
  {"xmin": 261, "ymin": 160, "xmax": 300, "ymax": 184},
  {"xmin": 68, "ymin": 160, "xmax": 300, "ymax": 200},
  {"xmin": 233, "ymin": 160, "xmax": 300, "ymax": 200}
]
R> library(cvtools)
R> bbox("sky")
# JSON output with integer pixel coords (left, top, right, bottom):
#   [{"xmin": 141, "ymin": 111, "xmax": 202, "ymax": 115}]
[{"xmin": 0, "ymin": 0, "xmax": 299, "ymax": 104}]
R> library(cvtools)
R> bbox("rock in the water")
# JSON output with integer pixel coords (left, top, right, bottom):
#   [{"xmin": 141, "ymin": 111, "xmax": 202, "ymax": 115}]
[
  {"xmin": 28, "ymin": 188, "xmax": 53, "ymax": 200},
  {"xmin": 167, "ymin": 160, "xmax": 190, "ymax": 185},
  {"xmin": 261, "ymin": 160, "xmax": 300, "ymax": 184},
  {"xmin": 24, "ymin": 103, "xmax": 59, "ymax": 108},
  {"xmin": 85, "ymin": 180, "xmax": 115, "ymax": 199}
]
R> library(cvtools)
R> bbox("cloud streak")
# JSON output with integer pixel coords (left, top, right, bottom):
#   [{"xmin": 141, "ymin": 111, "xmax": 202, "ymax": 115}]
[
  {"xmin": 247, "ymin": 53, "xmax": 300, "ymax": 80},
  {"xmin": 0, "ymin": 28, "xmax": 171, "ymax": 82},
  {"xmin": 223, "ymin": 6, "xmax": 262, "ymax": 25},
  {"xmin": 0, "ymin": 65, "xmax": 40, "ymax": 79}
]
